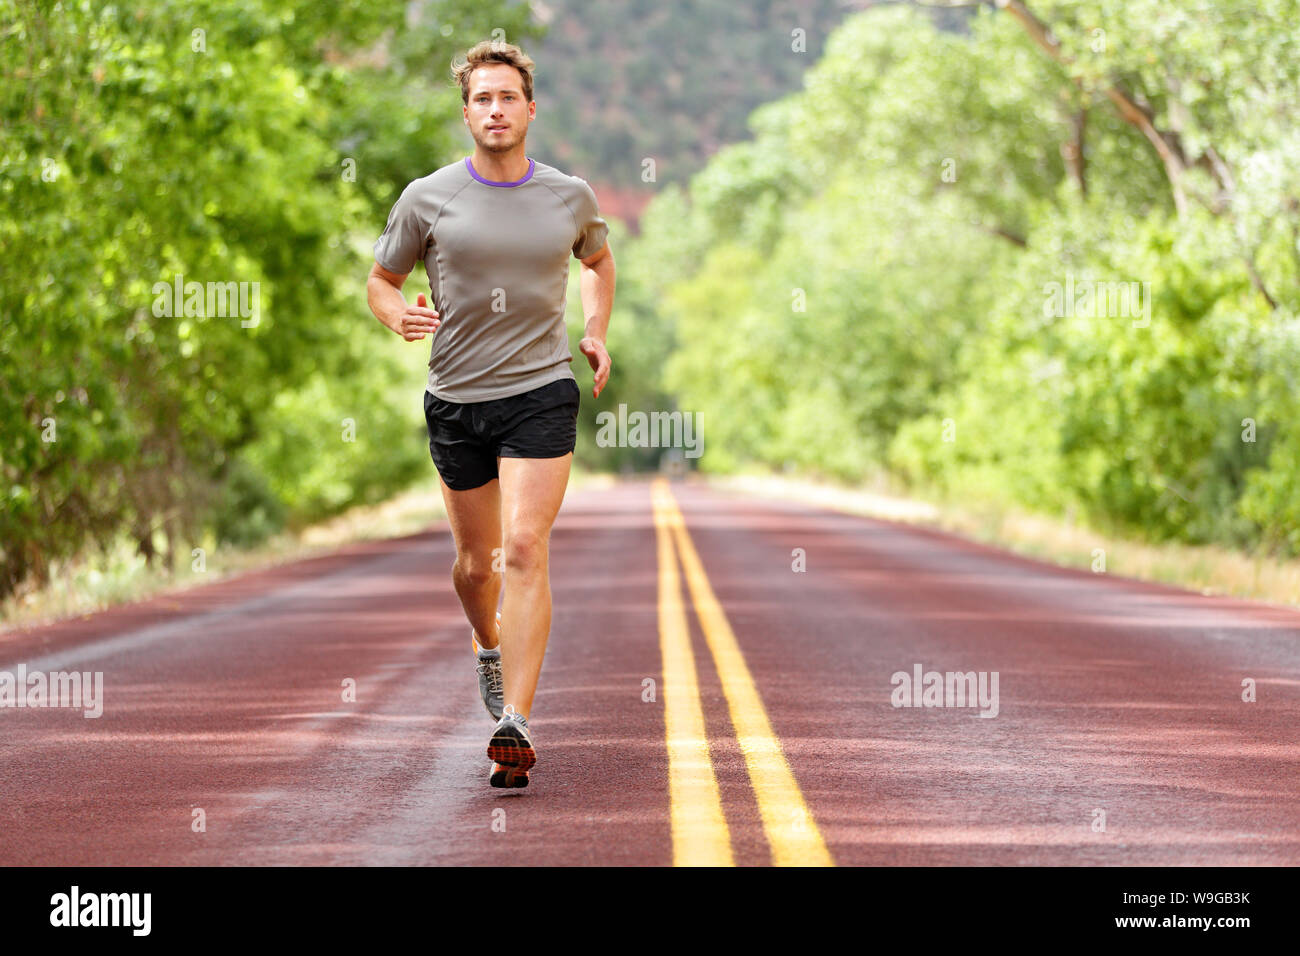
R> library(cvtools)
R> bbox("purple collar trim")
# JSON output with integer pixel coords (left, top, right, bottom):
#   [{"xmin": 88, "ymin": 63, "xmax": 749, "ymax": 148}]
[{"xmin": 465, "ymin": 156, "xmax": 535, "ymax": 187}]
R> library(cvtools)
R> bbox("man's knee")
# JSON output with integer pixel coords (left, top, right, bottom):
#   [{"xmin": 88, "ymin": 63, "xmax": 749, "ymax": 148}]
[
  {"xmin": 455, "ymin": 552, "xmax": 499, "ymax": 588},
  {"xmin": 503, "ymin": 529, "xmax": 548, "ymax": 574}
]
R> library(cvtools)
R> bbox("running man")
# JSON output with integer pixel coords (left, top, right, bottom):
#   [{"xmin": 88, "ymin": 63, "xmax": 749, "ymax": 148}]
[{"xmin": 366, "ymin": 40, "xmax": 615, "ymax": 789}]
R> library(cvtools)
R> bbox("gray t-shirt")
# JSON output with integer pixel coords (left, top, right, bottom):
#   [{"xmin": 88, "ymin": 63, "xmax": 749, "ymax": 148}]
[{"xmin": 373, "ymin": 156, "xmax": 609, "ymax": 402}]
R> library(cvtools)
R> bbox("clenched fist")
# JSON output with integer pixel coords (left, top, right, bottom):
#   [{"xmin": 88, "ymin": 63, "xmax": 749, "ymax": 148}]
[{"xmin": 400, "ymin": 293, "xmax": 440, "ymax": 341}]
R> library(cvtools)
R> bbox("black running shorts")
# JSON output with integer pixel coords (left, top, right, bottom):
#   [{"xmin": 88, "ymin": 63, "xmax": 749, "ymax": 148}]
[{"xmin": 423, "ymin": 377, "xmax": 580, "ymax": 491}]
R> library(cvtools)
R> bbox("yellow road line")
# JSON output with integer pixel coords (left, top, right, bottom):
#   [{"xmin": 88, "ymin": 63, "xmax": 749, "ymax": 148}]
[
  {"xmin": 652, "ymin": 480, "xmax": 733, "ymax": 866},
  {"xmin": 657, "ymin": 478, "xmax": 835, "ymax": 867}
]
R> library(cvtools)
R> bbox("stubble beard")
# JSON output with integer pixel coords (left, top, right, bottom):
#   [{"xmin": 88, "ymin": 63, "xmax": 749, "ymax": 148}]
[{"xmin": 477, "ymin": 125, "xmax": 525, "ymax": 154}]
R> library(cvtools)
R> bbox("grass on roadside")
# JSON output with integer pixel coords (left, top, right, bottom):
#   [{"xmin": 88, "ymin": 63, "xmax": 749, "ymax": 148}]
[
  {"xmin": 9, "ymin": 460, "xmax": 1295, "ymax": 636},
  {"xmin": 707, "ymin": 469, "xmax": 1300, "ymax": 610},
  {"xmin": 1, "ymin": 461, "xmax": 607, "ymax": 635}
]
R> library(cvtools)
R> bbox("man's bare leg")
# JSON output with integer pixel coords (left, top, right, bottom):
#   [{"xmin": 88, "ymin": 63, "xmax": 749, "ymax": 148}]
[
  {"xmin": 438, "ymin": 475, "xmax": 503, "ymax": 650},
  {"xmin": 496, "ymin": 452, "xmax": 572, "ymax": 719}
]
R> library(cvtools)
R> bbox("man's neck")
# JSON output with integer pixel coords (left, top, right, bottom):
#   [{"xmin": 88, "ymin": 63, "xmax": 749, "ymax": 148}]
[{"xmin": 469, "ymin": 148, "xmax": 530, "ymax": 183}]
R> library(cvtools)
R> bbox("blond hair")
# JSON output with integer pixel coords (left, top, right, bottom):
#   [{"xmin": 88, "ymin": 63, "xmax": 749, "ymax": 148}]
[{"xmin": 451, "ymin": 40, "xmax": 536, "ymax": 105}]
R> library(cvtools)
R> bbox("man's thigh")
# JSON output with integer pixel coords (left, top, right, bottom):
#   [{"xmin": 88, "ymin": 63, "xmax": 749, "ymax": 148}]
[
  {"xmin": 493, "ymin": 378, "xmax": 579, "ymax": 541},
  {"xmin": 438, "ymin": 474, "xmax": 502, "ymax": 565},
  {"xmin": 498, "ymin": 453, "xmax": 572, "ymax": 542}
]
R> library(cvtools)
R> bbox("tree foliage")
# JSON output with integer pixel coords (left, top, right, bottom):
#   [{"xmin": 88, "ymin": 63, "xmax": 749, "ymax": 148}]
[
  {"xmin": 1, "ymin": 0, "xmax": 541, "ymax": 595},
  {"xmin": 625, "ymin": 0, "xmax": 1300, "ymax": 554}
]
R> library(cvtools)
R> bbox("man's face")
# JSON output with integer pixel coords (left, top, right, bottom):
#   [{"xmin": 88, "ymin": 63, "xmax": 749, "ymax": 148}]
[{"xmin": 464, "ymin": 64, "xmax": 534, "ymax": 153}]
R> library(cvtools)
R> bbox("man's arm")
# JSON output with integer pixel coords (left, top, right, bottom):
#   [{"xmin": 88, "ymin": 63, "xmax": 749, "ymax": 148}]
[
  {"xmin": 576, "ymin": 241, "xmax": 615, "ymax": 399},
  {"xmin": 367, "ymin": 261, "xmax": 440, "ymax": 341}
]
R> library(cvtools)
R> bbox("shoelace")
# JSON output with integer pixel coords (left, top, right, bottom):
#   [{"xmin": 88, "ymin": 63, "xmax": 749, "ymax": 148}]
[
  {"xmin": 476, "ymin": 657, "xmax": 503, "ymax": 698},
  {"xmin": 502, "ymin": 703, "xmax": 529, "ymax": 728}
]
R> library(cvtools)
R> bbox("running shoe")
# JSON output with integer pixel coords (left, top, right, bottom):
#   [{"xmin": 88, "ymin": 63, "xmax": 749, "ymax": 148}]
[
  {"xmin": 487, "ymin": 704, "xmax": 536, "ymax": 773},
  {"xmin": 472, "ymin": 610, "xmax": 504, "ymax": 721},
  {"xmin": 489, "ymin": 761, "xmax": 530, "ymax": 788}
]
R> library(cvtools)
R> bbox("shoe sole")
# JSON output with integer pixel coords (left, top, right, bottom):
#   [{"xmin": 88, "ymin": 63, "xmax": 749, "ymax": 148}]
[
  {"xmin": 487, "ymin": 720, "xmax": 536, "ymax": 773},
  {"xmin": 490, "ymin": 762, "xmax": 530, "ymax": 788}
]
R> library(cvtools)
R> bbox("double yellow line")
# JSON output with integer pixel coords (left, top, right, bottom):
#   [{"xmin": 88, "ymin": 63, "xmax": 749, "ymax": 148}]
[{"xmin": 652, "ymin": 478, "xmax": 834, "ymax": 867}]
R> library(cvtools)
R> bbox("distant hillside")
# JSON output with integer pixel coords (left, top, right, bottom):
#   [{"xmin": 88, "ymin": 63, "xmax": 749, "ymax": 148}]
[{"xmin": 523, "ymin": 0, "xmax": 851, "ymax": 230}]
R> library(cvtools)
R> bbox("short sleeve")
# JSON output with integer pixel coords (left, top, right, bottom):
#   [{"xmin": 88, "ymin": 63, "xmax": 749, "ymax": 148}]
[
  {"xmin": 571, "ymin": 179, "xmax": 609, "ymax": 260},
  {"xmin": 373, "ymin": 184, "xmax": 427, "ymax": 275}
]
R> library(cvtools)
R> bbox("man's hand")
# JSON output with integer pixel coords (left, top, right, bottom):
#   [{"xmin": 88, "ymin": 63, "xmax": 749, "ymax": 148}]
[
  {"xmin": 401, "ymin": 293, "xmax": 440, "ymax": 341},
  {"xmin": 578, "ymin": 336, "xmax": 611, "ymax": 399}
]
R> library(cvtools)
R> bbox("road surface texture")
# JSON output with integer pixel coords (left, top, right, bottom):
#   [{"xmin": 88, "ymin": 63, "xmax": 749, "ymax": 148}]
[{"xmin": 1, "ymin": 476, "xmax": 1296, "ymax": 866}]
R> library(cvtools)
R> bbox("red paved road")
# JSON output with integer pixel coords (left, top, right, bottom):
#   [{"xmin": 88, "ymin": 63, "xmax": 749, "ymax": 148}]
[{"xmin": 1, "ymin": 476, "xmax": 1297, "ymax": 865}]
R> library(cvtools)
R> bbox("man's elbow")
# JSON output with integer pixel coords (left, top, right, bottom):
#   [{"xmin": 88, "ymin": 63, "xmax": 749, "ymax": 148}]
[
  {"xmin": 369, "ymin": 261, "xmax": 408, "ymax": 290},
  {"xmin": 580, "ymin": 242, "xmax": 613, "ymax": 270}
]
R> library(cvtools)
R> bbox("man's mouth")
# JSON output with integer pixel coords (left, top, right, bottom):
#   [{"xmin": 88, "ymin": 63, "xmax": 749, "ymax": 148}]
[{"xmin": 488, "ymin": 125, "xmax": 508, "ymax": 132}]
